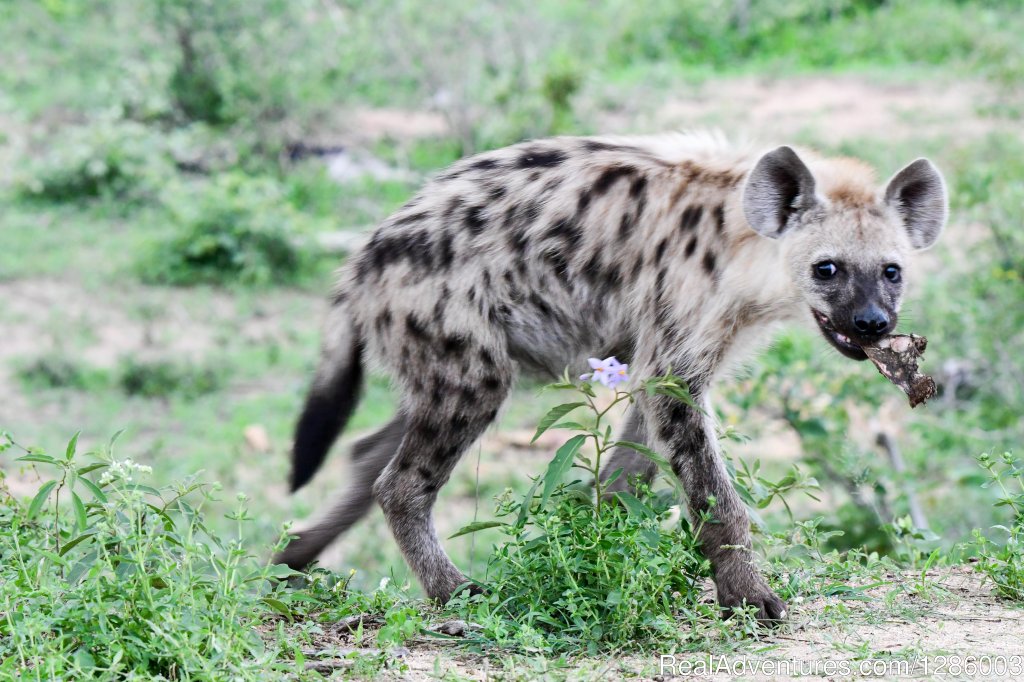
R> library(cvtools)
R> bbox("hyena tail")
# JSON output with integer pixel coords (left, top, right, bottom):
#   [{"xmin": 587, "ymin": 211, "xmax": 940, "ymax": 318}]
[{"xmin": 289, "ymin": 305, "xmax": 364, "ymax": 492}]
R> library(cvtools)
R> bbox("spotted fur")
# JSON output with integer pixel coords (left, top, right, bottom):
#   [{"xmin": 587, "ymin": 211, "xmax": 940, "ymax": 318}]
[{"xmin": 276, "ymin": 132, "xmax": 947, "ymax": 623}]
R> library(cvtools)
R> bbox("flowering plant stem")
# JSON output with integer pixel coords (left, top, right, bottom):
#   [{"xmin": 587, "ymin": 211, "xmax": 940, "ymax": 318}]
[{"xmin": 582, "ymin": 388, "xmax": 632, "ymax": 517}]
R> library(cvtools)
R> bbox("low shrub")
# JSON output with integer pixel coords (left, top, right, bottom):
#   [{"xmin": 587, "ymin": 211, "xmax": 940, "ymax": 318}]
[
  {"xmin": 16, "ymin": 354, "xmax": 224, "ymax": 400},
  {"xmin": 117, "ymin": 357, "xmax": 225, "ymax": 399},
  {"xmin": 141, "ymin": 173, "xmax": 320, "ymax": 286},
  {"xmin": 0, "ymin": 430, "xmax": 436, "ymax": 677},
  {"xmin": 454, "ymin": 486, "xmax": 712, "ymax": 654},
  {"xmin": 973, "ymin": 452, "xmax": 1024, "ymax": 601},
  {"xmin": 17, "ymin": 355, "xmax": 109, "ymax": 391},
  {"xmin": 18, "ymin": 119, "xmax": 170, "ymax": 202},
  {"xmin": 448, "ymin": 367, "xmax": 717, "ymax": 654},
  {"xmin": 0, "ymin": 432, "xmax": 297, "ymax": 677}
]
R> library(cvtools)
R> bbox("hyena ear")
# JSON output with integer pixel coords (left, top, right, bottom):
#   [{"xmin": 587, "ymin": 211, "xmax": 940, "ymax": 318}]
[
  {"xmin": 742, "ymin": 146, "xmax": 819, "ymax": 239},
  {"xmin": 884, "ymin": 158, "xmax": 947, "ymax": 250}
]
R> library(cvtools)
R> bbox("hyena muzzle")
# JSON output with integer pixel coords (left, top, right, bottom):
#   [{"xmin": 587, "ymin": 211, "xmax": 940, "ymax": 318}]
[{"xmin": 275, "ymin": 133, "xmax": 947, "ymax": 624}]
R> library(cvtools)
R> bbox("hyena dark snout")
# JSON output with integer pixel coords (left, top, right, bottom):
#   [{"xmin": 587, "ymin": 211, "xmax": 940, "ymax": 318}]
[{"xmin": 852, "ymin": 301, "xmax": 893, "ymax": 338}]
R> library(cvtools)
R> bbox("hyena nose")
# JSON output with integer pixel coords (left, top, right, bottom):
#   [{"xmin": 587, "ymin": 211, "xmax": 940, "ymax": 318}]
[{"xmin": 853, "ymin": 306, "xmax": 891, "ymax": 337}]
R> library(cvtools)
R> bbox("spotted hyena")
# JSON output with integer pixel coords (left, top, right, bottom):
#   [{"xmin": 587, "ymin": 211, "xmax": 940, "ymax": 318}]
[{"xmin": 276, "ymin": 132, "xmax": 946, "ymax": 623}]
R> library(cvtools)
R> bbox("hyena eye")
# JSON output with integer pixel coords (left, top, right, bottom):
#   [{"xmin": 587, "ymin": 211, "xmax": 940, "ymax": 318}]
[
  {"xmin": 883, "ymin": 264, "xmax": 902, "ymax": 283},
  {"xmin": 813, "ymin": 261, "xmax": 838, "ymax": 279}
]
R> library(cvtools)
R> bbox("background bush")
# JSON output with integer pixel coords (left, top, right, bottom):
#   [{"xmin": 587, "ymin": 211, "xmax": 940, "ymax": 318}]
[
  {"xmin": 18, "ymin": 119, "xmax": 171, "ymax": 202},
  {"xmin": 141, "ymin": 173, "xmax": 321, "ymax": 286}
]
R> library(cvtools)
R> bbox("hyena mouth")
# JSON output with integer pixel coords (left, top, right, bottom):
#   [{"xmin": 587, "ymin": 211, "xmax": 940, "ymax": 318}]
[{"xmin": 812, "ymin": 309, "xmax": 870, "ymax": 361}]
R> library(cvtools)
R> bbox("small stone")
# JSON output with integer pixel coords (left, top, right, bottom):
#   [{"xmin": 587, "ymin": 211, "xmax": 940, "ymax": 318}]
[
  {"xmin": 243, "ymin": 424, "xmax": 271, "ymax": 453},
  {"xmin": 434, "ymin": 619, "xmax": 468, "ymax": 637}
]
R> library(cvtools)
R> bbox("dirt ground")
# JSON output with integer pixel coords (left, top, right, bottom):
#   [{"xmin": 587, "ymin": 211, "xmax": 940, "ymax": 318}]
[
  {"xmin": 644, "ymin": 74, "xmax": 1004, "ymax": 145},
  {"xmin": 290, "ymin": 567, "xmax": 1024, "ymax": 680}
]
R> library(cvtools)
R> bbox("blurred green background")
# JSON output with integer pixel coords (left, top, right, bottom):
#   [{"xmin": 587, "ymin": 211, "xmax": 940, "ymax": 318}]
[{"xmin": 1, "ymin": 0, "xmax": 1022, "ymax": 593}]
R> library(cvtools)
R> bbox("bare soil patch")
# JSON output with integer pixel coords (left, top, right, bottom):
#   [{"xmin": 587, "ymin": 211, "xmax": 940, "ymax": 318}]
[
  {"xmin": 288, "ymin": 567, "xmax": 1023, "ymax": 680},
  {"xmin": 604, "ymin": 74, "xmax": 1010, "ymax": 145}
]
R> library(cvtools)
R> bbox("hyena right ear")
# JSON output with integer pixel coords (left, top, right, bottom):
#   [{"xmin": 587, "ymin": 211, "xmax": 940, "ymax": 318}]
[
  {"xmin": 884, "ymin": 158, "xmax": 947, "ymax": 251},
  {"xmin": 742, "ymin": 146, "xmax": 819, "ymax": 239}
]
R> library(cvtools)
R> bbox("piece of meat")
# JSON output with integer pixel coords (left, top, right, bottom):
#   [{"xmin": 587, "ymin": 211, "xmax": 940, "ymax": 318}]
[{"xmin": 862, "ymin": 334, "xmax": 937, "ymax": 408}]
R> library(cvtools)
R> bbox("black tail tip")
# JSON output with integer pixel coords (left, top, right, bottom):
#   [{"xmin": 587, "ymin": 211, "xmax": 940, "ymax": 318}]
[
  {"xmin": 288, "ymin": 339, "xmax": 364, "ymax": 493},
  {"xmin": 289, "ymin": 460, "xmax": 312, "ymax": 493},
  {"xmin": 288, "ymin": 374, "xmax": 362, "ymax": 492}
]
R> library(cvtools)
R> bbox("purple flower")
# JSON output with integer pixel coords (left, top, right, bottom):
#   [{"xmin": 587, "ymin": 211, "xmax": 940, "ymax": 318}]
[{"xmin": 580, "ymin": 356, "xmax": 629, "ymax": 388}]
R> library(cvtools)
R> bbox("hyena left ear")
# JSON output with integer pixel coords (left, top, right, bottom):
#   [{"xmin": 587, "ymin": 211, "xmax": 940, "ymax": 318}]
[
  {"xmin": 743, "ymin": 146, "xmax": 819, "ymax": 239},
  {"xmin": 884, "ymin": 159, "xmax": 947, "ymax": 250}
]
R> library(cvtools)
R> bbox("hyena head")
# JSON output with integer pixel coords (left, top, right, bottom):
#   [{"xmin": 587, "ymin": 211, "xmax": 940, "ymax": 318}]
[{"xmin": 742, "ymin": 146, "xmax": 947, "ymax": 360}]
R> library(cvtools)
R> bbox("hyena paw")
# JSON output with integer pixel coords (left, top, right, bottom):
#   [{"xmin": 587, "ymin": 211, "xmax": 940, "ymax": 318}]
[
  {"xmin": 426, "ymin": 571, "xmax": 486, "ymax": 603},
  {"xmin": 715, "ymin": 573, "xmax": 787, "ymax": 625}
]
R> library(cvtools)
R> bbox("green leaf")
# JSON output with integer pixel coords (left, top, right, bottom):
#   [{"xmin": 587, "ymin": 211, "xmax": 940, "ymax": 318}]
[
  {"xmin": 640, "ymin": 527, "xmax": 661, "ymax": 548},
  {"xmin": 612, "ymin": 441, "xmax": 681, "ymax": 494},
  {"xmin": 73, "ymin": 647, "xmax": 95, "ymax": 669},
  {"xmin": 262, "ymin": 563, "xmax": 303, "ymax": 580},
  {"xmin": 822, "ymin": 582, "xmax": 882, "ymax": 601},
  {"xmin": 28, "ymin": 480, "xmax": 58, "ymax": 518},
  {"xmin": 123, "ymin": 483, "xmax": 162, "ymax": 497},
  {"xmin": 602, "ymin": 466, "xmax": 624, "ymax": 489},
  {"xmin": 17, "ymin": 453, "xmax": 59, "ymax": 465},
  {"xmin": 35, "ymin": 549, "xmax": 69, "ymax": 568},
  {"xmin": 79, "ymin": 477, "xmax": 108, "ymax": 503},
  {"xmin": 516, "ymin": 478, "xmax": 542, "ymax": 528},
  {"xmin": 540, "ymin": 435, "xmax": 586, "ymax": 508},
  {"xmin": 532, "ymin": 403, "xmax": 586, "ymax": 443},
  {"xmin": 59, "ymin": 531, "xmax": 97, "ymax": 556},
  {"xmin": 65, "ymin": 431, "xmax": 80, "ymax": 462},
  {"xmin": 76, "ymin": 462, "xmax": 108, "ymax": 476},
  {"xmin": 614, "ymin": 491, "xmax": 655, "ymax": 520},
  {"xmin": 66, "ymin": 549, "xmax": 99, "ymax": 584},
  {"xmin": 71, "ymin": 491, "xmax": 88, "ymax": 531},
  {"xmin": 548, "ymin": 421, "xmax": 593, "ymax": 433},
  {"xmin": 108, "ymin": 429, "xmax": 126, "ymax": 451},
  {"xmin": 449, "ymin": 520, "xmax": 506, "ymax": 539},
  {"xmin": 261, "ymin": 597, "xmax": 294, "ymax": 622}
]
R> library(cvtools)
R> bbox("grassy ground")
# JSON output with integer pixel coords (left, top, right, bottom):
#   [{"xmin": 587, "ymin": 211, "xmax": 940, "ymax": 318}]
[{"xmin": 2, "ymin": 0, "xmax": 1024, "ymax": 678}]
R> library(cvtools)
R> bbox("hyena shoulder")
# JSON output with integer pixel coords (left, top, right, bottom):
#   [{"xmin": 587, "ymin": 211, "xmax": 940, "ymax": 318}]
[{"xmin": 343, "ymin": 135, "xmax": 766, "ymax": 373}]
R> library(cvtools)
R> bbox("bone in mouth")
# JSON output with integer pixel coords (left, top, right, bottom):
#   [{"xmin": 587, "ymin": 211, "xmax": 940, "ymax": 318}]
[{"xmin": 862, "ymin": 334, "xmax": 937, "ymax": 408}]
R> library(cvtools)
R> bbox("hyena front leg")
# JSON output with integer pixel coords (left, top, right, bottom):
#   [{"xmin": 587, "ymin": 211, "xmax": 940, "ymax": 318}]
[
  {"xmin": 599, "ymin": 408, "xmax": 657, "ymax": 495},
  {"xmin": 276, "ymin": 415, "xmax": 407, "ymax": 569},
  {"xmin": 641, "ymin": 392, "xmax": 787, "ymax": 623},
  {"xmin": 372, "ymin": 353, "xmax": 512, "ymax": 602}
]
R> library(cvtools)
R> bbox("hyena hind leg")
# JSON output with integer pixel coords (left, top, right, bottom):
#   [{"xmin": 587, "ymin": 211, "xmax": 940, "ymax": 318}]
[
  {"xmin": 599, "ymin": 408, "xmax": 657, "ymax": 496},
  {"xmin": 275, "ymin": 414, "xmax": 407, "ymax": 570},
  {"xmin": 372, "ymin": 365, "xmax": 512, "ymax": 602}
]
